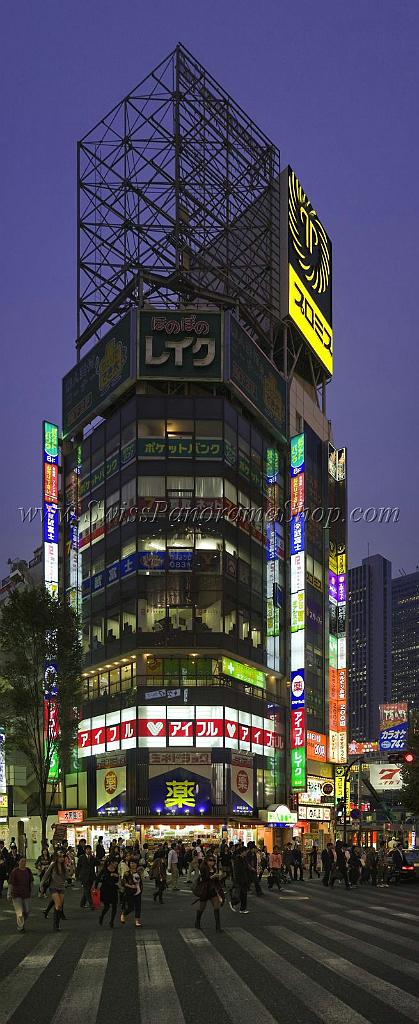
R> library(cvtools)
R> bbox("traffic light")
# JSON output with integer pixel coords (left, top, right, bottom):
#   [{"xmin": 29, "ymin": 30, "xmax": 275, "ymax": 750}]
[{"xmin": 388, "ymin": 751, "xmax": 417, "ymax": 764}]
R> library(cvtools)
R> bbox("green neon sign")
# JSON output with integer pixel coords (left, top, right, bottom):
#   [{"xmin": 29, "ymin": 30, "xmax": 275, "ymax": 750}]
[
  {"xmin": 291, "ymin": 747, "xmax": 306, "ymax": 791},
  {"xmin": 221, "ymin": 656, "xmax": 266, "ymax": 689}
]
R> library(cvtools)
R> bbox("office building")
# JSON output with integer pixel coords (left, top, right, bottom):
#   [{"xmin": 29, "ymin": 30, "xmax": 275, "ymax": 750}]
[
  {"xmin": 58, "ymin": 45, "xmax": 347, "ymax": 849},
  {"xmin": 348, "ymin": 554, "xmax": 392, "ymax": 741},
  {"xmin": 392, "ymin": 569, "xmax": 419, "ymax": 710}
]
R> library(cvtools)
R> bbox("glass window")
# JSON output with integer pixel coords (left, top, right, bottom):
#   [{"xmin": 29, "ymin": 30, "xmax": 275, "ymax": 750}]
[
  {"xmin": 121, "ymin": 478, "xmax": 136, "ymax": 507},
  {"xmin": 138, "ymin": 420, "xmax": 165, "ymax": 437},
  {"xmin": 166, "ymin": 419, "xmax": 193, "ymax": 436},
  {"xmin": 122, "ymin": 601, "xmax": 136, "ymax": 636},
  {"xmin": 106, "ymin": 611, "xmax": 120, "ymax": 642},
  {"xmin": 196, "ymin": 420, "xmax": 222, "ymax": 437},
  {"xmin": 195, "ymin": 477, "xmax": 223, "ymax": 498},
  {"xmin": 224, "ymin": 480, "xmax": 237, "ymax": 504},
  {"xmin": 121, "ymin": 422, "xmax": 136, "ymax": 446},
  {"xmin": 167, "ymin": 476, "xmax": 193, "ymax": 494},
  {"xmin": 138, "ymin": 476, "xmax": 165, "ymax": 496}
]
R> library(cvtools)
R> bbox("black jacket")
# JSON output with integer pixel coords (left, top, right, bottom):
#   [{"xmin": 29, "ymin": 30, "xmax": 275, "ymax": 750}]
[
  {"xmin": 76, "ymin": 854, "xmax": 96, "ymax": 885},
  {"xmin": 232, "ymin": 855, "xmax": 251, "ymax": 889}
]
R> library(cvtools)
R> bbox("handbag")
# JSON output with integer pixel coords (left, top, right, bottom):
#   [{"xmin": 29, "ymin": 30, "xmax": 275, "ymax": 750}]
[{"xmin": 90, "ymin": 886, "xmax": 101, "ymax": 909}]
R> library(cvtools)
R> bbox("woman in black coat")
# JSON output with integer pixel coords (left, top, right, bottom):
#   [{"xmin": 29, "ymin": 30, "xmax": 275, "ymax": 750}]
[{"xmin": 194, "ymin": 852, "xmax": 224, "ymax": 932}]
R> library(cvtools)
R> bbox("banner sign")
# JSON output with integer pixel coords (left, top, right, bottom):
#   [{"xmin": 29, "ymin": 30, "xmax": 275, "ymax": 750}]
[
  {"xmin": 148, "ymin": 762, "xmax": 212, "ymax": 815},
  {"xmin": 231, "ymin": 764, "xmax": 254, "ymax": 814},
  {"xmin": 379, "ymin": 703, "xmax": 409, "ymax": 752},
  {"xmin": 62, "ymin": 311, "xmax": 136, "ymax": 437},
  {"xmin": 226, "ymin": 315, "xmax": 287, "ymax": 441},
  {"xmin": 280, "ymin": 166, "xmax": 333, "ymax": 376},
  {"xmin": 78, "ymin": 708, "xmax": 281, "ymax": 759},
  {"xmin": 96, "ymin": 765, "xmax": 127, "ymax": 815},
  {"xmin": 139, "ymin": 311, "xmax": 222, "ymax": 381}
]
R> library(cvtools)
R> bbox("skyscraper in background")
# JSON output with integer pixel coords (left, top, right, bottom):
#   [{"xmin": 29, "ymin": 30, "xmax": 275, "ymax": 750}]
[
  {"xmin": 392, "ymin": 569, "xmax": 419, "ymax": 710},
  {"xmin": 348, "ymin": 554, "xmax": 392, "ymax": 741}
]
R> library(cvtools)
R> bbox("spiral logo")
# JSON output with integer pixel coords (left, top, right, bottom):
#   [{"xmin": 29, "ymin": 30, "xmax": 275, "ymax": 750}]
[{"xmin": 289, "ymin": 171, "xmax": 330, "ymax": 294}]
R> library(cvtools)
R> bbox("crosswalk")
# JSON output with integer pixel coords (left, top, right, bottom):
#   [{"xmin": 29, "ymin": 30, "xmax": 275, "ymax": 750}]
[{"xmin": 0, "ymin": 887, "xmax": 418, "ymax": 1024}]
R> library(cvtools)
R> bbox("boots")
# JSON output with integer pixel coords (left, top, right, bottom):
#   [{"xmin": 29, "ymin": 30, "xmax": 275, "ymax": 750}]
[
  {"xmin": 214, "ymin": 909, "xmax": 222, "ymax": 933},
  {"xmin": 44, "ymin": 899, "xmax": 54, "ymax": 919},
  {"xmin": 195, "ymin": 910, "xmax": 203, "ymax": 929},
  {"xmin": 53, "ymin": 908, "xmax": 60, "ymax": 931}
]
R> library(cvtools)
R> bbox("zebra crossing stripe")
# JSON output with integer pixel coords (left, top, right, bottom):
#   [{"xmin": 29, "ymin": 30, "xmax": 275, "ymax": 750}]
[
  {"xmin": 180, "ymin": 928, "xmax": 277, "ymax": 1024},
  {"xmin": 349, "ymin": 907, "xmax": 419, "ymax": 928},
  {"xmin": 0, "ymin": 934, "xmax": 21, "ymax": 955},
  {"xmin": 136, "ymin": 930, "xmax": 185, "ymax": 1024},
  {"xmin": 269, "ymin": 925, "xmax": 419, "ymax": 1020},
  {"xmin": 227, "ymin": 927, "xmax": 371, "ymax": 1024},
  {"xmin": 0, "ymin": 934, "xmax": 65, "ymax": 1024},
  {"xmin": 318, "ymin": 910, "xmax": 419, "ymax": 952},
  {"xmin": 368, "ymin": 907, "xmax": 418, "ymax": 920},
  {"xmin": 270, "ymin": 906, "xmax": 419, "ymax": 979},
  {"xmin": 51, "ymin": 932, "xmax": 111, "ymax": 1024}
]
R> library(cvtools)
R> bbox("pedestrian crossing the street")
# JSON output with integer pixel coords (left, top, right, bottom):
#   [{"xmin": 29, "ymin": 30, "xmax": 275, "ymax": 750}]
[{"xmin": 0, "ymin": 888, "xmax": 418, "ymax": 1024}]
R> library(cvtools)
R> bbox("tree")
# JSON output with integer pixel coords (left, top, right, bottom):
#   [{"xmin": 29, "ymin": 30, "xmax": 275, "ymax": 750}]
[
  {"xmin": 401, "ymin": 738, "xmax": 419, "ymax": 818},
  {"xmin": 0, "ymin": 585, "xmax": 83, "ymax": 844}
]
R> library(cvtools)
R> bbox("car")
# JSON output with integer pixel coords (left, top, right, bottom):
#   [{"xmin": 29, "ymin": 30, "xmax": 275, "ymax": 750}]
[{"xmin": 386, "ymin": 849, "xmax": 419, "ymax": 883}]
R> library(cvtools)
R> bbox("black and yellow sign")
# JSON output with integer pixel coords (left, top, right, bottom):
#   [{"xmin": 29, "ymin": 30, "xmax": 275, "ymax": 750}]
[{"xmin": 281, "ymin": 167, "xmax": 333, "ymax": 376}]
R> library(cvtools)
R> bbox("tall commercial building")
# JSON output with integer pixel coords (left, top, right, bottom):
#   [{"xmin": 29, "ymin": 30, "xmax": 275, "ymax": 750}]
[
  {"xmin": 57, "ymin": 45, "xmax": 347, "ymax": 849},
  {"xmin": 392, "ymin": 569, "xmax": 419, "ymax": 709},
  {"xmin": 348, "ymin": 554, "xmax": 392, "ymax": 741}
]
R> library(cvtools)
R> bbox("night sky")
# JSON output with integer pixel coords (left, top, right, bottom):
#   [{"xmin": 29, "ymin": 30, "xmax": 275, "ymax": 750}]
[{"xmin": 1, "ymin": 0, "xmax": 418, "ymax": 578}]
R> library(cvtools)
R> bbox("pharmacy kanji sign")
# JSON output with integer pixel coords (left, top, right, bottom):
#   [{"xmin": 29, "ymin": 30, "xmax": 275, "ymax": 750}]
[{"xmin": 148, "ymin": 763, "xmax": 212, "ymax": 815}]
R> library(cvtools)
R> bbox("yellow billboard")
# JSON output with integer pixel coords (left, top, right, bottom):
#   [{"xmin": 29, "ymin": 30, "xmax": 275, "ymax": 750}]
[{"xmin": 281, "ymin": 167, "xmax": 333, "ymax": 376}]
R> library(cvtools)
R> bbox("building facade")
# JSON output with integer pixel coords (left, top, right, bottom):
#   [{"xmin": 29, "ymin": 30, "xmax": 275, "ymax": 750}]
[
  {"xmin": 57, "ymin": 45, "xmax": 347, "ymax": 850},
  {"xmin": 348, "ymin": 554, "xmax": 392, "ymax": 742},
  {"xmin": 392, "ymin": 569, "xmax": 419, "ymax": 710}
]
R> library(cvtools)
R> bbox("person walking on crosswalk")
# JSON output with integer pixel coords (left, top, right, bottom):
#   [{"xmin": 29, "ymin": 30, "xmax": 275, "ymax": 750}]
[
  {"xmin": 40, "ymin": 850, "xmax": 67, "ymax": 929},
  {"xmin": 194, "ymin": 850, "xmax": 224, "ymax": 932},
  {"xmin": 120, "ymin": 858, "xmax": 143, "ymax": 927},
  {"xmin": 98, "ymin": 858, "xmax": 119, "ymax": 927},
  {"xmin": 168, "ymin": 842, "xmax": 179, "ymax": 890},
  {"xmin": 7, "ymin": 856, "xmax": 34, "ymax": 932}
]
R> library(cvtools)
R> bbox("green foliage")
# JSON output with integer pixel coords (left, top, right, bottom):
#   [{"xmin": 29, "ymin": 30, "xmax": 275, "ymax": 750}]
[
  {"xmin": 0, "ymin": 585, "xmax": 83, "ymax": 828},
  {"xmin": 401, "ymin": 737, "xmax": 419, "ymax": 817}
]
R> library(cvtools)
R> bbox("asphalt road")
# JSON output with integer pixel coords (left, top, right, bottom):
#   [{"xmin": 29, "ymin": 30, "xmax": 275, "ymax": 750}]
[{"xmin": 0, "ymin": 874, "xmax": 418, "ymax": 1024}]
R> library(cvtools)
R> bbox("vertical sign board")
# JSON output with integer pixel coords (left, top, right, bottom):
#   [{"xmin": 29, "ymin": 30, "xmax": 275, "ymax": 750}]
[
  {"xmin": 43, "ymin": 422, "xmax": 59, "ymax": 600},
  {"xmin": 0, "ymin": 732, "xmax": 7, "ymax": 820},
  {"xmin": 280, "ymin": 166, "xmax": 333, "ymax": 377},
  {"xmin": 328, "ymin": 444, "xmax": 347, "ymax": 763},
  {"xmin": 290, "ymin": 433, "xmax": 306, "ymax": 791},
  {"xmin": 265, "ymin": 448, "xmax": 282, "ymax": 672},
  {"xmin": 42, "ymin": 421, "xmax": 60, "ymax": 780}
]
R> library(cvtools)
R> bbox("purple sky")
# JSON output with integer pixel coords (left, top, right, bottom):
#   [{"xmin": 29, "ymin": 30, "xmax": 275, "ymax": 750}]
[{"xmin": 1, "ymin": 0, "xmax": 418, "ymax": 579}]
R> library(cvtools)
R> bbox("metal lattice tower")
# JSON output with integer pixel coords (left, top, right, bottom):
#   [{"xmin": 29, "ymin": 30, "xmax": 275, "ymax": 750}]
[{"xmin": 77, "ymin": 43, "xmax": 281, "ymax": 356}]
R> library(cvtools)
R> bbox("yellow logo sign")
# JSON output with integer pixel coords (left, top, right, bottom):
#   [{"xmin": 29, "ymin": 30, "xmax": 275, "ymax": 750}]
[
  {"xmin": 289, "ymin": 265, "xmax": 333, "ymax": 375},
  {"xmin": 165, "ymin": 779, "xmax": 196, "ymax": 809},
  {"xmin": 289, "ymin": 170, "xmax": 330, "ymax": 295},
  {"xmin": 96, "ymin": 337, "xmax": 127, "ymax": 395}
]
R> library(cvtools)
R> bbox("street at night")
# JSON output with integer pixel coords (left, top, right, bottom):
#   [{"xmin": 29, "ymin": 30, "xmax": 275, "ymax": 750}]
[{"xmin": 1, "ymin": 876, "xmax": 418, "ymax": 1024}]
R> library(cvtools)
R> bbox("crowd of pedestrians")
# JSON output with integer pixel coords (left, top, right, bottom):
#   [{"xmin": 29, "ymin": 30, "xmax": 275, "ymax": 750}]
[
  {"xmin": 320, "ymin": 838, "xmax": 409, "ymax": 888},
  {"xmin": 0, "ymin": 832, "xmax": 412, "ymax": 934}
]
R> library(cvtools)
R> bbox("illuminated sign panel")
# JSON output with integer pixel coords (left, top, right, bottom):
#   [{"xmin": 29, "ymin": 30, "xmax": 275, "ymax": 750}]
[
  {"xmin": 43, "ymin": 421, "xmax": 59, "ymax": 600},
  {"xmin": 379, "ymin": 703, "xmax": 409, "ymax": 752},
  {"xmin": 221, "ymin": 657, "xmax": 266, "ymax": 689},
  {"xmin": 280, "ymin": 167, "xmax": 333, "ymax": 376},
  {"xmin": 78, "ymin": 707, "xmax": 281, "ymax": 758},
  {"xmin": 328, "ymin": 444, "xmax": 347, "ymax": 763},
  {"xmin": 290, "ymin": 433, "xmax": 306, "ymax": 791}
]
